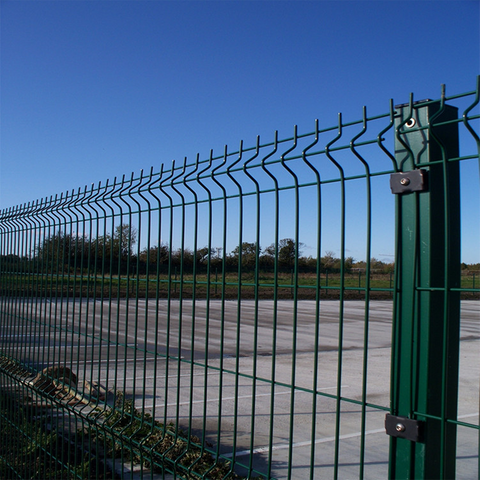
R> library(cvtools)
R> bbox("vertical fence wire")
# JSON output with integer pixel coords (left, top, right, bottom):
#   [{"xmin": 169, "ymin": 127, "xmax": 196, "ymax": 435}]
[{"xmin": 324, "ymin": 114, "xmax": 347, "ymax": 480}]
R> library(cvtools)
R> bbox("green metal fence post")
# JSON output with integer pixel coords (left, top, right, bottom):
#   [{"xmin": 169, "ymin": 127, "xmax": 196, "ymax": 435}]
[{"xmin": 389, "ymin": 97, "xmax": 461, "ymax": 479}]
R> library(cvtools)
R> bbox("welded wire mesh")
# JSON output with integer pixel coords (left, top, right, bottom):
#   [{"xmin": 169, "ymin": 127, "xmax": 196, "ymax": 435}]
[{"xmin": 0, "ymin": 80, "xmax": 479, "ymax": 479}]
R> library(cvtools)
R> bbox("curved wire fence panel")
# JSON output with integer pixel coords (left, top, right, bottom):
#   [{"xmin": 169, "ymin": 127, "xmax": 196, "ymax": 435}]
[{"xmin": 0, "ymin": 79, "xmax": 479, "ymax": 479}]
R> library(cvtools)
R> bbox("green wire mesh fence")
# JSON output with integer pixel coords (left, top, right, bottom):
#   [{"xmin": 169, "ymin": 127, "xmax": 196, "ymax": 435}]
[{"xmin": 0, "ymin": 78, "xmax": 479, "ymax": 479}]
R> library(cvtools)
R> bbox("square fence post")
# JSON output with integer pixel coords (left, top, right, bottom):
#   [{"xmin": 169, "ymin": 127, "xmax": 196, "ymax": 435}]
[{"xmin": 389, "ymin": 99, "xmax": 461, "ymax": 479}]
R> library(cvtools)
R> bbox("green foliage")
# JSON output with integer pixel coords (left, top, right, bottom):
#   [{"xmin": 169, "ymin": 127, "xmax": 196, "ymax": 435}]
[
  {"xmin": 32, "ymin": 225, "xmax": 138, "ymax": 275},
  {"xmin": 230, "ymin": 242, "xmax": 259, "ymax": 270},
  {"xmin": 0, "ymin": 393, "xmax": 116, "ymax": 479},
  {"xmin": 88, "ymin": 392, "xmax": 246, "ymax": 479},
  {"xmin": 0, "ymin": 389, "xmax": 254, "ymax": 480}
]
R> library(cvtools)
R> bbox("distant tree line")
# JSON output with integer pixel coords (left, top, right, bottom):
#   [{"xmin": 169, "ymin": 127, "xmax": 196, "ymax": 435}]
[{"xmin": 0, "ymin": 226, "xmax": 407, "ymax": 276}]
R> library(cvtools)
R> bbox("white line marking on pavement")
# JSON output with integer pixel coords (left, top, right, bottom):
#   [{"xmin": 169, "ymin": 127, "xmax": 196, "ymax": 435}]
[
  {"xmin": 142, "ymin": 385, "xmax": 344, "ymax": 409},
  {"xmin": 225, "ymin": 427, "xmax": 386, "ymax": 458},
  {"xmin": 226, "ymin": 413, "xmax": 480, "ymax": 459},
  {"xmin": 458, "ymin": 412, "xmax": 479, "ymax": 419},
  {"xmin": 151, "ymin": 390, "xmax": 292, "ymax": 409}
]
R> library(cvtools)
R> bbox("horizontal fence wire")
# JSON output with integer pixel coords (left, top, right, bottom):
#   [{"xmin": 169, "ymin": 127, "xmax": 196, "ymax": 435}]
[{"xmin": 0, "ymin": 80, "xmax": 479, "ymax": 479}]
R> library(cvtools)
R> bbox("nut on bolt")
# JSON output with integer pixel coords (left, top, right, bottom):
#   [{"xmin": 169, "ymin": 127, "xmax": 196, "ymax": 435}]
[{"xmin": 400, "ymin": 177, "xmax": 411, "ymax": 186}]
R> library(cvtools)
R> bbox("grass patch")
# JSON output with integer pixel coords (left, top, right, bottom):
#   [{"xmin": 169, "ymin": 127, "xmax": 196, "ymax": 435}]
[
  {"xmin": 0, "ymin": 386, "xmax": 255, "ymax": 479},
  {"xmin": 3, "ymin": 271, "xmax": 479, "ymax": 300},
  {"xmin": 86, "ymin": 391, "xmax": 248, "ymax": 479},
  {"xmin": 0, "ymin": 391, "xmax": 116, "ymax": 479}
]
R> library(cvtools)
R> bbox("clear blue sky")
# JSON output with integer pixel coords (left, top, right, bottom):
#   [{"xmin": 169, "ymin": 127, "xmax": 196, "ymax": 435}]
[{"xmin": 1, "ymin": 0, "xmax": 479, "ymax": 261}]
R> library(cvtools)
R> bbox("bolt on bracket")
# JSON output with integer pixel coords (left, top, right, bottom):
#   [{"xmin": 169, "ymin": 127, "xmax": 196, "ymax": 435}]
[
  {"xmin": 390, "ymin": 169, "xmax": 428, "ymax": 194},
  {"xmin": 385, "ymin": 414, "xmax": 425, "ymax": 442}
]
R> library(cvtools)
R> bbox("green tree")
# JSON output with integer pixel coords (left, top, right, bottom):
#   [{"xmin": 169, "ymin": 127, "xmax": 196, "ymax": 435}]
[
  {"xmin": 113, "ymin": 224, "xmax": 137, "ymax": 260},
  {"xmin": 230, "ymin": 242, "xmax": 259, "ymax": 270},
  {"xmin": 196, "ymin": 246, "xmax": 213, "ymax": 265},
  {"xmin": 321, "ymin": 251, "xmax": 338, "ymax": 272},
  {"xmin": 278, "ymin": 238, "xmax": 304, "ymax": 269},
  {"xmin": 36, "ymin": 231, "xmax": 84, "ymax": 272},
  {"xmin": 139, "ymin": 244, "xmax": 169, "ymax": 265},
  {"xmin": 263, "ymin": 238, "xmax": 304, "ymax": 270}
]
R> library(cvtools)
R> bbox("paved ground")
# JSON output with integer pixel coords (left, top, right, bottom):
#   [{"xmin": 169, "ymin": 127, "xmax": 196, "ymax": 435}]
[{"xmin": 2, "ymin": 299, "xmax": 479, "ymax": 479}]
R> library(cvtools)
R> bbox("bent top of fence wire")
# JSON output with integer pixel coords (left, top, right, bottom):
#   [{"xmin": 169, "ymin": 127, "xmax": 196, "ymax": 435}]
[{"xmin": 1, "ymin": 79, "xmax": 479, "ymax": 222}]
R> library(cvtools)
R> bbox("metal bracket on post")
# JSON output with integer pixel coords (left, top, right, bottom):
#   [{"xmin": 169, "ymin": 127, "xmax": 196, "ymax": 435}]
[
  {"xmin": 390, "ymin": 169, "xmax": 428, "ymax": 194},
  {"xmin": 385, "ymin": 414, "xmax": 425, "ymax": 443}
]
